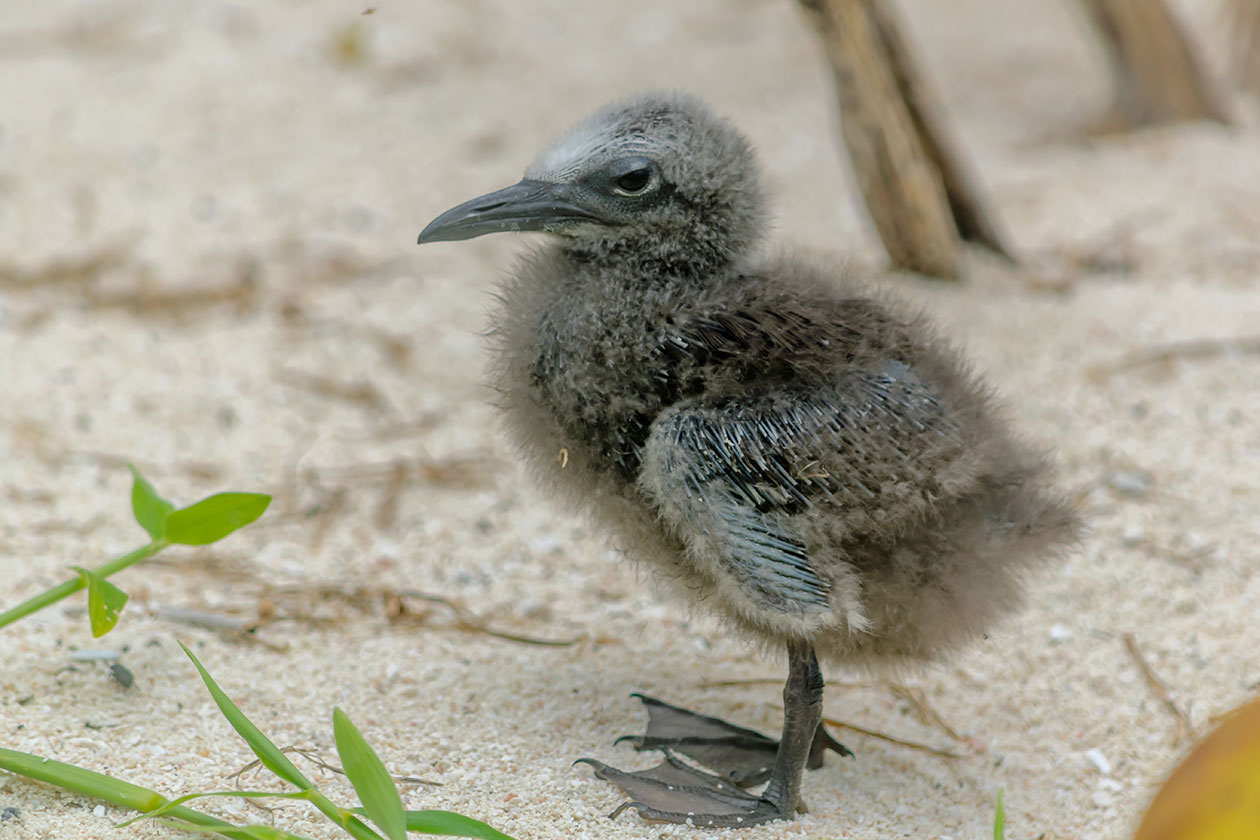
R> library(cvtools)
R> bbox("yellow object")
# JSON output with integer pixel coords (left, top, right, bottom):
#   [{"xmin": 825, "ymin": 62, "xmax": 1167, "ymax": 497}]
[{"xmin": 1134, "ymin": 698, "xmax": 1260, "ymax": 840}]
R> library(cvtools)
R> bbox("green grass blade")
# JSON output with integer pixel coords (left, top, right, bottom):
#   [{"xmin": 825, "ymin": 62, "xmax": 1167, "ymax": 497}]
[
  {"xmin": 165, "ymin": 492, "xmax": 271, "ymax": 546},
  {"xmin": 129, "ymin": 463, "xmax": 174, "ymax": 540},
  {"xmin": 313, "ymin": 799, "xmax": 388, "ymax": 840},
  {"xmin": 117, "ymin": 790, "xmax": 313, "ymax": 827},
  {"xmin": 0, "ymin": 747, "xmax": 236, "ymax": 832},
  {"xmin": 994, "ymin": 787, "xmax": 1005, "ymax": 840},
  {"xmin": 180, "ymin": 642, "xmax": 314, "ymax": 790},
  {"xmin": 338, "ymin": 809, "xmax": 390, "ymax": 840},
  {"xmin": 153, "ymin": 821, "xmax": 316, "ymax": 840},
  {"xmin": 70, "ymin": 566, "xmax": 129, "ymax": 638},
  {"xmin": 351, "ymin": 808, "xmax": 517, "ymax": 839},
  {"xmin": 394, "ymin": 810, "xmax": 517, "ymax": 839},
  {"xmin": 333, "ymin": 708, "xmax": 407, "ymax": 840}
]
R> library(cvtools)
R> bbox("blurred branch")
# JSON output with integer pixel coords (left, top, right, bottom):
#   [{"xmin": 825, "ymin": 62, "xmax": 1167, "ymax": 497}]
[{"xmin": 1076, "ymin": 0, "xmax": 1232, "ymax": 129}]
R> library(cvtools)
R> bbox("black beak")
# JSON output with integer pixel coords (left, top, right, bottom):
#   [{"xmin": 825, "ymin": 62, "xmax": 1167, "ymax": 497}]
[{"xmin": 417, "ymin": 179, "xmax": 601, "ymax": 244}]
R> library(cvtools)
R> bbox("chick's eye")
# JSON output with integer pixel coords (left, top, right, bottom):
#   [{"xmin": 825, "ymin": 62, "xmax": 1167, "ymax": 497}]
[{"xmin": 615, "ymin": 168, "xmax": 652, "ymax": 193}]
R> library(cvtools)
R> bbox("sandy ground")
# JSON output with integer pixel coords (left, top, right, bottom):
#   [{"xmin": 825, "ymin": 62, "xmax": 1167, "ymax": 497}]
[{"xmin": 2, "ymin": 1, "xmax": 1259, "ymax": 839}]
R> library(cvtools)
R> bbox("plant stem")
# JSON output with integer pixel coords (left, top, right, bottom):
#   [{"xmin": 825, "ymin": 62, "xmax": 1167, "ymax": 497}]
[
  {"xmin": 0, "ymin": 540, "xmax": 166, "ymax": 629},
  {"xmin": 0, "ymin": 747, "xmax": 236, "ymax": 831},
  {"xmin": 306, "ymin": 790, "xmax": 387, "ymax": 840}
]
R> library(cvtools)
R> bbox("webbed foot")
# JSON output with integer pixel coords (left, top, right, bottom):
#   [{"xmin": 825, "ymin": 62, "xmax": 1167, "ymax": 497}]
[
  {"xmin": 577, "ymin": 655, "xmax": 850, "ymax": 827},
  {"xmin": 612, "ymin": 693, "xmax": 850, "ymax": 787},
  {"xmin": 575, "ymin": 752, "xmax": 785, "ymax": 827}
]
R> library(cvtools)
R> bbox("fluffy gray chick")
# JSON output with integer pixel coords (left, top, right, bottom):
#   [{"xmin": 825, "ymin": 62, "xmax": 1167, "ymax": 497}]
[{"xmin": 418, "ymin": 92, "xmax": 1080, "ymax": 828}]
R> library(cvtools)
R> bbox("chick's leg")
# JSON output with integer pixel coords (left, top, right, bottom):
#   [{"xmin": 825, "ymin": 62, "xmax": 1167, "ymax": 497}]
[
  {"xmin": 761, "ymin": 640, "xmax": 826, "ymax": 817},
  {"xmin": 578, "ymin": 641, "xmax": 843, "ymax": 827}
]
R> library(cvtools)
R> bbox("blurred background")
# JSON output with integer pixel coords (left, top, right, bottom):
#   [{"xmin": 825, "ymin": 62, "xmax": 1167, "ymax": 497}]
[{"xmin": 1, "ymin": 2, "xmax": 1258, "ymax": 839}]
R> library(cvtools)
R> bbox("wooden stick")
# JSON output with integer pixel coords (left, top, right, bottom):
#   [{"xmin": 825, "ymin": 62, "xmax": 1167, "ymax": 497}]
[
  {"xmin": 796, "ymin": 0, "xmax": 961, "ymax": 279},
  {"xmin": 1228, "ymin": 0, "xmax": 1260, "ymax": 95},
  {"xmin": 864, "ymin": 0, "xmax": 1016, "ymax": 261},
  {"xmin": 1076, "ymin": 0, "xmax": 1232, "ymax": 128}
]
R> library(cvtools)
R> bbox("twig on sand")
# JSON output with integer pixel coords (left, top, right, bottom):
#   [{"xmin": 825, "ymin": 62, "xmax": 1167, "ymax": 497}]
[
  {"xmin": 888, "ymin": 683, "xmax": 968, "ymax": 743},
  {"xmin": 1123, "ymin": 632, "xmax": 1193, "ymax": 745},
  {"xmin": 153, "ymin": 604, "xmax": 257, "ymax": 634},
  {"xmin": 310, "ymin": 454, "xmax": 496, "ymax": 490},
  {"xmin": 275, "ymin": 367, "xmax": 397, "ymax": 415},
  {"xmin": 0, "ymin": 240, "xmax": 134, "ymax": 290},
  {"xmin": 152, "ymin": 604, "xmax": 288, "ymax": 652},
  {"xmin": 820, "ymin": 715, "xmax": 967, "ymax": 760},
  {"xmin": 86, "ymin": 261, "xmax": 261, "ymax": 317},
  {"xmin": 231, "ymin": 746, "xmax": 441, "ymax": 789},
  {"xmin": 392, "ymin": 589, "xmax": 582, "ymax": 647},
  {"xmin": 1089, "ymin": 336, "xmax": 1260, "ymax": 379},
  {"xmin": 374, "ymin": 460, "xmax": 409, "ymax": 529},
  {"xmin": 708, "ymin": 678, "xmax": 973, "ymax": 758}
]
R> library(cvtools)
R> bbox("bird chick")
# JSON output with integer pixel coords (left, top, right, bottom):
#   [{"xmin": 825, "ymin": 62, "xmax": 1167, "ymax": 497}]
[{"xmin": 418, "ymin": 92, "xmax": 1080, "ymax": 827}]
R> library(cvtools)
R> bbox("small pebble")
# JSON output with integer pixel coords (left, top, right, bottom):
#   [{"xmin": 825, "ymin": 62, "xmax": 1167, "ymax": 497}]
[
  {"xmin": 71, "ymin": 650, "xmax": 123, "ymax": 662},
  {"xmin": 1181, "ymin": 531, "xmax": 1210, "ymax": 552},
  {"xmin": 92, "ymin": 805, "xmax": 106, "ymax": 818},
  {"xmin": 1049, "ymin": 623, "xmax": 1073, "ymax": 642},
  {"xmin": 109, "ymin": 663, "xmax": 135, "ymax": 688},
  {"xmin": 1105, "ymin": 469, "xmax": 1153, "ymax": 498},
  {"xmin": 1085, "ymin": 747, "xmax": 1112, "ymax": 775},
  {"xmin": 528, "ymin": 536, "xmax": 560, "ymax": 554}
]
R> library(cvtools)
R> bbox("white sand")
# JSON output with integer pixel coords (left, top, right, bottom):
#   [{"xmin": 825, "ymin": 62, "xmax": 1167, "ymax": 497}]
[{"xmin": 2, "ymin": 1, "xmax": 1259, "ymax": 839}]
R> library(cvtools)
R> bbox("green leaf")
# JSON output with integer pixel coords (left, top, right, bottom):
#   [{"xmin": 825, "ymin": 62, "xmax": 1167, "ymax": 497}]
[
  {"xmin": 180, "ymin": 642, "xmax": 313, "ymax": 790},
  {"xmin": 165, "ymin": 492, "xmax": 271, "ymax": 546},
  {"xmin": 333, "ymin": 708, "xmax": 407, "ymax": 840},
  {"xmin": 128, "ymin": 463, "xmax": 174, "ymax": 541},
  {"xmin": 397, "ymin": 810, "xmax": 517, "ymax": 839},
  {"xmin": 349, "ymin": 809, "xmax": 519, "ymax": 840},
  {"xmin": 70, "ymin": 566, "xmax": 129, "ymax": 638},
  {"xmin": 994, "ymin": 788, "xmax": 1005, "ymax": 840}
]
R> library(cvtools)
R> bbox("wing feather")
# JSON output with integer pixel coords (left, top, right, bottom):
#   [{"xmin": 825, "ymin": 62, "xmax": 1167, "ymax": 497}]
[{"xmin": 640, "ymin": 354, "xmax": 962, "ymax": 616}]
